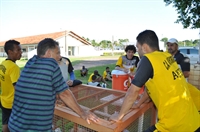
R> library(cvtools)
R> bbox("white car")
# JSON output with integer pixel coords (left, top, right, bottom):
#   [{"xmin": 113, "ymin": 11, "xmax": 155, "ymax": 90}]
[{"xmin": 179, "ymin": 47, "xmax": 200, "ymax": 64}]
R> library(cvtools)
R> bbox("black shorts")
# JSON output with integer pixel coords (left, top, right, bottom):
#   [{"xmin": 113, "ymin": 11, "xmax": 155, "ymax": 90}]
[
  {"xmin": 145, "ymin": 125, "xmax": 200, "ymax": 132},
  {"xmin": 145, "ymin": 125, "xmax": 157, "ymax": 132},
  {"xmin": 1, "ymin": 105, "xmax": 12, "ymax": 125}
]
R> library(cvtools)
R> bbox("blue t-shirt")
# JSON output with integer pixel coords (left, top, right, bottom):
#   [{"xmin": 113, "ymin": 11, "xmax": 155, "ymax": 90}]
[{"xmin": 8, "ymin": 55, "xmax": 68, "ymax": 131}]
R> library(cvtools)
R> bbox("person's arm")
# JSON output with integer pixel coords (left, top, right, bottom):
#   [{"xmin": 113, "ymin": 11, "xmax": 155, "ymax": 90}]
[
  {"xmin": 180, "ymin": 57, "xmax": 190, "ymax": 78},
  {"xmin": 175, "ymin": 53, "xmax": 190, "ymax": 78},
  {"xmin": 64, "ymin": 58, "xmax": 75, "ymax": 80},
  {"xmin": 10, "ymin": 66, "xmax": 20, "ymax": 88},
  {"xmin": 115, "ymin": 66, "xmax": 129, "ymax": 73},
  {"xmin": 65, "ymin": 58, "xmax": 74, "ymax": 73},
  {"xmin": 132, "ymin": 90, "xmax": 151, "ymax": 109},
  {"xmin": 69, "ymin": 71, "xmax": 75, "ymax": 80},
  {"xmin": 59, "ymin": 89, "xmax": 99, "ymax": 124},
  {"xmin": 115, "ymin": 84, "xmax": 141, "ymax": 120},
  {"xmin": 110, "ymin": 56, "xmax": 153, "ymax": 122},
  {"xmin": 115, "ymin": 56, "xmax": 129, "ymax": 73}
]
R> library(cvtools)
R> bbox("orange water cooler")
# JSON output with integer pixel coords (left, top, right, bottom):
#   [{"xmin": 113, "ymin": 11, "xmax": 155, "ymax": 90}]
[
  {"xmin": 112, "ymin": 70, "xmax": 145, "ymax": 93},
  {"xmin": 111, "ymin": 70, "xmax": 129, "ymax": 91}
]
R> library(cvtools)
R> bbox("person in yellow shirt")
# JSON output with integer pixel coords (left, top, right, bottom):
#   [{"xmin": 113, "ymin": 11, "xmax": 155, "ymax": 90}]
[
  {"xmin": 103, "ymin": 67, "xmax": 112, "ymax": 81},
  {"xmin": 115, "ymin": 45, "xmax": 139, "ymax": 76},
  {"xmin": 88, "ymin": 70, "xmax": 108, "ymax": 86},
  {"xmin": 110, "ymin": 30, "xmax": 199, "ymax": 132},
  {"xmin": 0, "ymin": 40, "xmax": 22, "ymax": 132}
]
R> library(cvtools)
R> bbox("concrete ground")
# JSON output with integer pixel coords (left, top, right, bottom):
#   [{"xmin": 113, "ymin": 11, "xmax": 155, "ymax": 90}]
[{"xmin": 73, "ymin": 57, "xmax": 118, "ymax": 70}]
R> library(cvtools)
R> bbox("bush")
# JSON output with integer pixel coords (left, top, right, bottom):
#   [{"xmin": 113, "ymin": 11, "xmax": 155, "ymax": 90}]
[{"xmin": 103, "ymin": 52, "xmax": 125, "ymax": 56}]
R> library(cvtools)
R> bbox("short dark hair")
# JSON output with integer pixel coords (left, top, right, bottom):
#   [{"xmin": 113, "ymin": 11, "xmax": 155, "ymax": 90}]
[
  {"xmin": 4, "ymin": 40, "xmax": 20, "ymax": 55},
  {"xmin": 37, "ymin": 38, "xmax": 59, "ymax": 57},
  {"xmin": 136, "ymin": 30, "xmax": 159, "ymax": 50},
  {"xmin": 92, "ymin": 75, "xmax": 97, "ymax": 80},
  {"xmin": 106, "ymin": 67, "xmax": 109, "ymax": 69},
  {"xmin": 125, "ymin": 45, "xmax": 137, "ymax": 53},
  {"xmin": 94, "ymin": 70, "xmax": 98, "ymax": 74}
]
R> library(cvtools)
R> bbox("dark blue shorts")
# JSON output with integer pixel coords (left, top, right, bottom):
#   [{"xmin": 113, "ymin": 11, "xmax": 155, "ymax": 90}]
[
  {"xmin": 145, "ymin": 125, "xmax": 157, "ymax": 132},
  {"xmin": 145, "ymin": 125, "xmax": 200, "ymax": 132},
  {"xmin": 1, "ymin": 104, "xmax": 12, "ymax": 125}
]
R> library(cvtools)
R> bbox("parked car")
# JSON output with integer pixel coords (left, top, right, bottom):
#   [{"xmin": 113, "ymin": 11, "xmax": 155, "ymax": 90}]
[{"xmin": 179, "ymin": 47, "xmax": 200, "ymax": 64}]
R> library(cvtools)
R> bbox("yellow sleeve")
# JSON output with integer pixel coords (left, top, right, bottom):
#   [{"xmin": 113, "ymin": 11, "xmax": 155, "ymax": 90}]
[
  {"xmin": 103, "ymin": 71, "xmax": 107, "ymax": 79},
  {"xmin": 116, "ymin": 56, "xmax": 123, "ymax": 68},
  {"xmin": 88, "ymin": 73, "xmax": 94, "ymax": 82},
  {"xmin": 187, "ymin": 82, "xmax": 200, "ymax": 112}
]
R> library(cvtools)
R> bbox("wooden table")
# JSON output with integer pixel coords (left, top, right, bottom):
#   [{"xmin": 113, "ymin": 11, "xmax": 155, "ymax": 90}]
[{"xmin": 53, "ymin": 84, "xmax": 156, "ymax": 132}]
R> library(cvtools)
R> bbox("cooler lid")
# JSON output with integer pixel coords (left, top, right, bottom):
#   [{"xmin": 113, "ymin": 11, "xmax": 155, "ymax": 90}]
[{"xmin": 111, "ymin": 70, "xmax": 127, "ymax": 75}]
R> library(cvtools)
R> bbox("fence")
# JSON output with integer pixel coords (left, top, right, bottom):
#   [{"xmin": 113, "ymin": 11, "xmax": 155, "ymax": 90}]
[{"xmin": 188, "ymin": 63, "xmax": 200, "ymax": 90}]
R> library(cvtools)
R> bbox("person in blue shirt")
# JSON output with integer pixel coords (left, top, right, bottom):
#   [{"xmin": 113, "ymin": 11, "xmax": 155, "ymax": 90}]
[{"xmin": 8, "ymin": 38, "xmax": 99, "ymax": 132}]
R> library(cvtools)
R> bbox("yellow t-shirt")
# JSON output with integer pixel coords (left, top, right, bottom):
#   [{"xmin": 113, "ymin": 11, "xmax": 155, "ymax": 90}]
[
  {"xmin": 0, "ymin": 60, "xmax": 20, "ymax": 109},
  {"xmin": 88, "ymin": 73, "xmax": 94, "ymax": 82},
  {"xmin": 116, "ymin": 55, "xmax": 138, "ymax": 72},
  {"xmin": 103, "ymin": 70, "xmax": 107, "ymax": 79},
  {"xmin": 145, "ymin": 51, "xmax": 199, "ymax": 131}
]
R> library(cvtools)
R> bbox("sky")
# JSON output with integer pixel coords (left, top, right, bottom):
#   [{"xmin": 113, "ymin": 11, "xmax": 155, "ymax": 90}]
[{"xmin": 0, "ymin": 0, "xmax": 199, "ymax": 43}]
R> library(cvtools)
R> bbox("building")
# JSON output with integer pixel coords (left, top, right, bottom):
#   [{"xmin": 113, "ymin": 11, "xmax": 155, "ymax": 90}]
[{"xmin": 0, "ymin": 31, "xmax": 100, "ymax": 59}]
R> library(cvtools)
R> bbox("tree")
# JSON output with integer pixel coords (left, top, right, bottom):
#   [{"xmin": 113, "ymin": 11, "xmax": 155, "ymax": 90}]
[
  {"xmin": 91, "ymin": 39, "xmax": 99, "ymax": 47},
  {"xmin": 160, "ymin": 37, "xmax": 168, "ymax": 44},
  {"xmin": 164, "ymin": 0, "xmax": 200, "ymax": 28},
  {"xmin": 118, "ymin": 39, "xmax": 129, "ymax": 49},
  {"xmin": 193, "ymin": 39, "xmax": 200, "ymax": 46},
  {"xmin": 99, "ymin": 40, "xmax": 111, "ymax": 49}
]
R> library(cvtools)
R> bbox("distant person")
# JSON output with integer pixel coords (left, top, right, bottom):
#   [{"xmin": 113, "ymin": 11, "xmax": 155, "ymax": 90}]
[
  {"xmin": 88, "ymin": 75, "xmax": 101, "ymax": 87},
  {"xmin": 88, "ymin": 70, "xmax": 108, "ymax": 86},
  {"xmin": 8, "ymin": 38, "xmax": 99, "ymax": 131},
  {"xmin": 115, "ymin": 45, "xmax": 139, "ymax": 76},
  {"xmin": 167, "ymin": 38, "xmax": 190, "ymax": 78},
  {"xmin": 80, "ymin": 65, "xmax": 88, "ymax": 77},
  {"xmin": 109, "ymin": 30, "xmax": 199, "ymax": 132},
  {"xmin": 103, "ymin": 66, "xmax": 112, "ymax": 81},
  {"xmin": 0, "ymin": 40, "xmax": 22, "ymax": 132},
  {"xmin": 58, "ymin": 56, "xmax": 75, "ymax": 86},
  {"xmin": 115, "ymin": 45, "xmax": 141, "ymax": 90}
]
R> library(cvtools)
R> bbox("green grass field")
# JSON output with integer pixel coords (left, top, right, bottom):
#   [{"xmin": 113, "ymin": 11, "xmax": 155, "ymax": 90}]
[{"xmin": 0, "ymin": 56, "xmax": 117, "ymax": 131}]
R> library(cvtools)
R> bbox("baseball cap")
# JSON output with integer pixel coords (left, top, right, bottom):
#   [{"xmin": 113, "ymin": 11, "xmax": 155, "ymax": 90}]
[{"xmin": 167, "ymin": 38, "xmax": 178, "ymax": 44}]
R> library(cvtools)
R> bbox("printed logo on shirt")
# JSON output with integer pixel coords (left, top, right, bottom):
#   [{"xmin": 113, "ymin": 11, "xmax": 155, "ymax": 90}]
[{"xmin": 163, "ymin": 56, "xmax": 183, "ymax": 80}]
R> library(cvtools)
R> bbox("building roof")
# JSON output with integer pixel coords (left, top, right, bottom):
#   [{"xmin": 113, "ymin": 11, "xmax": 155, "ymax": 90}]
[{"xmin": 0, "ymin": 31, "xmax": 91, "ymax": 46}]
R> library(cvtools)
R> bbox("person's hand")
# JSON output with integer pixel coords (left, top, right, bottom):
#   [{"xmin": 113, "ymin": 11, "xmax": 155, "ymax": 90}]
[
  {"xmin": 128, "ymin": 72, "xmax": 135, "ymax": 77},
  {"xmin": 66, "ymin": 80, "xmax": 73, "ymax": 86},
  {"xmin": 123, "ymin": 68, "xmax": 129, "ymax": 73},
  {"xmin": 80, "ymin": 110, "xmax": 99, "ymax": 124}
]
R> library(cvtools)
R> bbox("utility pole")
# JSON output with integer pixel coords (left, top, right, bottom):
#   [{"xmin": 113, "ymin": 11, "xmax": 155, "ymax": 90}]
[
  {"xmin": 199, "ymin": 29, "xmax": 200, "ymax": 62},
  {"xmin": 65, "ymin": 30, "xmax": 68, "ymax": 57},
  {"xmin": 112, "ymin": 35, "xmax": 114, "ymax": 56}
]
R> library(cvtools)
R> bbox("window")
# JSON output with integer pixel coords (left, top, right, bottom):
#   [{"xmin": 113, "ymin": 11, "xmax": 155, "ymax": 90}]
[
  {"xmin": 28, "ymin": 47, "xmax": 35, "ymax": 52},
  {"xmin": 179, "ymin": 49, "xmax": 187, "ymax": 54},
  {"xmin": 189, "ymin": 49, "xmax": 198, "ymax": 54},
  {"xmin": 22, "ymin": 49, "xmax": 26, "ymax": 52}
]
